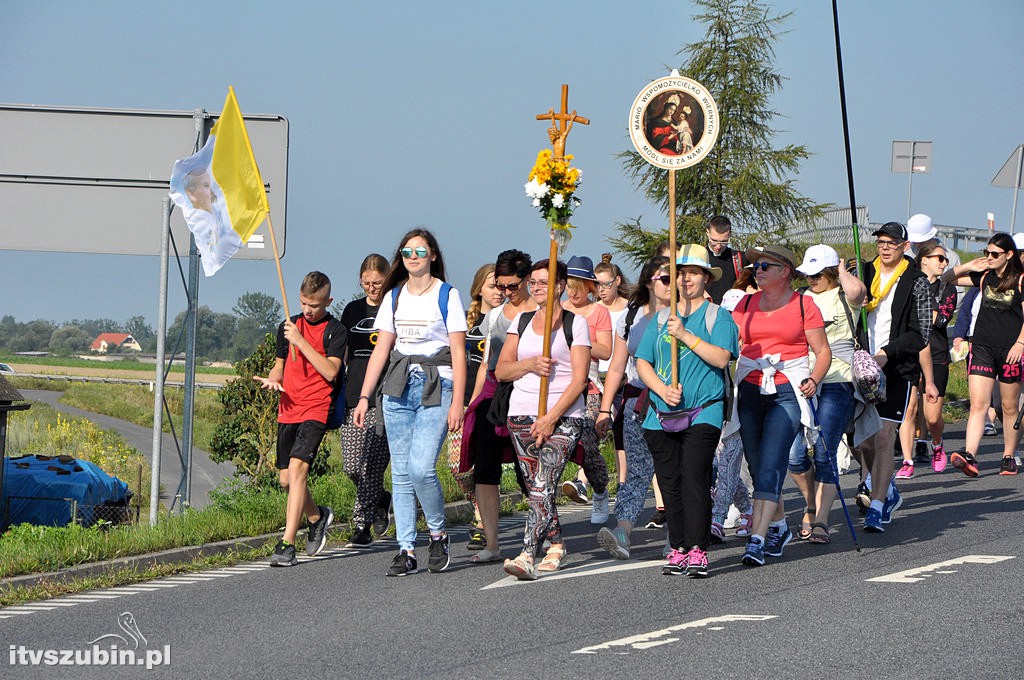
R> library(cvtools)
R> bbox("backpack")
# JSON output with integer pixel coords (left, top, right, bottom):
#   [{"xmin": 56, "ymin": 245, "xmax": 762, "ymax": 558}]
[
  {"xmin": 390, "ymin": 280, "xmax": 453, "ymax": 328},
  {"xmin": 485, "ymin": 309, "xmax": 576, "ymax": 426}
]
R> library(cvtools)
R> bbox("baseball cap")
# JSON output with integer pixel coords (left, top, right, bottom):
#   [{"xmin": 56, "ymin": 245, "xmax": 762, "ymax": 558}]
[
  {"xmin": 796, "ymin": 244, "xmax": 841, "ymax": 276},
  {"xmin": 872, "ymin": 222, "xmax": 908, "ymax": 242}
]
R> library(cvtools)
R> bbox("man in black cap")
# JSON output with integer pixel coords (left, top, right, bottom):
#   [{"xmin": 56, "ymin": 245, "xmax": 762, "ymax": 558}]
[
  {"xmin": 705, "ymin": 215, "xmax": 750, "ymax": 304},
  {"xmin": 852, "ymin": 221, "xmax": 934, "ymax": 533}
]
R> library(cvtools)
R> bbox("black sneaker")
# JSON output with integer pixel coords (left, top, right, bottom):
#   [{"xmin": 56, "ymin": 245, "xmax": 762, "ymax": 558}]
[
  {"xmin": 346, "ymin": 525, "xmax": 373, "ymax": 547},
  {"xmin": 372, "ymin": 491, "xmax": 392, "ymax": 536},
  {"xmin": 386, "ymin": 550, "xmax": 417, "ymax": 577},
  {"xmin": 269, "ymin": 539, "xmax": 297, "ymax": 567},
  {"xmin": 467, "ymin": 526, "xmax": 486, "ymax": 551},
  {"xmin": 1000, "ymin": 456, "xmax": 1018, "ymax": 476},
  {"xmin": 645, "ymin": 509, "xmax": 666, "ymax": 529},
  {"xmin": 428, "ymin": 534, "xmax": 451, "ymax": 573},
  {"xmin": 306, "ymin": 505, "xmax": 334, "ymax": 556},
  {"xmin": 913, "ymin": 440, "xmax": 931, "ymax": 465},
  {"xmin": 855, "ymin": 482, "xmax": 871, "ymax": 514}
]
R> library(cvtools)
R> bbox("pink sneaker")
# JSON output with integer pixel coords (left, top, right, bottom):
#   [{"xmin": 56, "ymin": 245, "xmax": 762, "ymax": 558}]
[
  {"xmin": 895, "ymin": 460, "xmax": 914, "ymax": 479},
  {"xmin": 735, "ymin": 512, "xmax": 754, "ymax": 537},
  {"xmin": 932, "ymin": 442, "xmax": 947, "ymax": 472},
  {"xmin": 662, "ymin": 548, "xmax": 689, "ymax": 575}
]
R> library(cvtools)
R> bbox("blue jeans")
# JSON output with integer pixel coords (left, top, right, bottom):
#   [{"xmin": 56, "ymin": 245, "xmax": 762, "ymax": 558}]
[
  {"xmin": 382, "ymin": 372, "xmax": 453, "ymax": 551},
  {"xmin": 737, "ymin": 379, "xmax": 802, "ymax": 502},
  {"xmin": 788, "ymin": 382, "xmax": 855, "ymax": 483}
]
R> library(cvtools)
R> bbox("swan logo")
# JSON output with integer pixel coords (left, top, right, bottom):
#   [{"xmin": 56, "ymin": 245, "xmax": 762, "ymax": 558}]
[{"xmin": 9, "ymin": 611, "xmax": 171, "ymax": 669}]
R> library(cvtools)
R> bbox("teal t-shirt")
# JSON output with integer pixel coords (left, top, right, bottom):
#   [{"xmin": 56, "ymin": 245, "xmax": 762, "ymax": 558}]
[{"xmin": 635, "ymin": 300, "xmax": 739, "ymax": 431}]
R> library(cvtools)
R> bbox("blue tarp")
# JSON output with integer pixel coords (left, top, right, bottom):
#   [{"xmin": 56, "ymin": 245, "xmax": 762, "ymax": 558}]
[{"xmin": 2, "ymin": 455, "xmax": 131, "ymax": 529}]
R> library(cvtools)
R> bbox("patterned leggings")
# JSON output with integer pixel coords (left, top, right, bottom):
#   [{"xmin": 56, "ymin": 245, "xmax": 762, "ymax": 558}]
[
  {"xmin": 711, "ymin": 431, "xmax": 753, "ymax": 524},
  {"xmin": 507, "ymin": 415, "xmax": 584, "ymax": 557},
  {"xmin": 444, "ymin": 409, "xmax": 476, "ymax": 504},
  {"xmin": 577, "ymin": 393, "xmax": 609, "ymax": 494},
  {"xmin": 613, "ymin": 397, "xmax": 655, "ymax": 526},
  {"xmin": 339, "ymin": 406, "xmax": 391, "ymax": 527}
]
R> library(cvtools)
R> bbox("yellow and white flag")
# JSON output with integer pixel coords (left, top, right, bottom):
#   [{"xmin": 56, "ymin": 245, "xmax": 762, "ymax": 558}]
[{"xmin": 169, "ymin": 87, "xmax": 268, "ymax": 276}]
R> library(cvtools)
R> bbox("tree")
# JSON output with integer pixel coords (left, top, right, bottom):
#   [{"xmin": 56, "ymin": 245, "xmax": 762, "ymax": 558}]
[
  {"xmin": 610, "ymin": 0, "xmax": 823, "ymax": 266},
  {"xmin": 231, "ymin": 292, "xmax": 282, "ymax": 361},
  {"xmin": 165, "ymin": 306, "xmax": 237, "ymax": 362},
  {"xmin": 49, "ymin": 325, "xmax": 92, "ymax": 355},
  {"xmin": 124, "ymin": 315, "xmax": 154, "ymax": 346}
]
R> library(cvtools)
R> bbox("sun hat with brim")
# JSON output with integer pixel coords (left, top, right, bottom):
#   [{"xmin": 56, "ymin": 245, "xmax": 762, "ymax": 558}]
[
  {"xmin": 566, "ymin": 255, "xmax": 597, "ymax": 281},
  {"xmin": 745, "ymin": 244, "xmax": 798, "ymax": 271},
  {"xmin": 907, "ymin": 214, "xmax": 937, "ymax": 243},
  {"xmin": 796, "ymin": 244, "xmax": 841, "ymax": 276},
  {"xmin": 675, "ymin": 243, "xmax": 722, "ymax": 281}
]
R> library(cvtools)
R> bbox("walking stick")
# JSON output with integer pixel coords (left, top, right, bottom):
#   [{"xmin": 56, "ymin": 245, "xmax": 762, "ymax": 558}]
[{"xmin": 808, "ymin": 399, "xmax": 861, "ymax": 552}]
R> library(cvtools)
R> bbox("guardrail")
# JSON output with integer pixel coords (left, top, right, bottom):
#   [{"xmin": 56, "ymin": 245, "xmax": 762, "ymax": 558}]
[{"xmin": 15, "ymin": 372, "xmax": 224, "ymax": 390}]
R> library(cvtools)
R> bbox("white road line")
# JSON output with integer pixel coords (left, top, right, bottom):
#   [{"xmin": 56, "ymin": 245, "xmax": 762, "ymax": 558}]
[
  {"xmin": 573, "ymin": 615, "xmax": 778, "ymax": 654},
  {"xmin": 32, "ymin": 600, "xmax": 82, "ymax": 607},
  {"xmin": 866, "ymin": 554, "xmax": 1016, "ymax": 583},
  {"xmin": 1, "ymin": 605, "xmax": 58, "ymax": 612},
  {"xmin": 481, "ymin": 559, "xmax": 665, "ymax": 590},
  {"xmin": 76, "ymin": 593, "xmax": 123, "ymax": 599}
]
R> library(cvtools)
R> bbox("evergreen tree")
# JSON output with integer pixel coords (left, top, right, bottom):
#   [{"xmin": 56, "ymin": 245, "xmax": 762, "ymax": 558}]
[{"xmin": 611, "ymin": 0, "xmax": 823, "ymax": 266}]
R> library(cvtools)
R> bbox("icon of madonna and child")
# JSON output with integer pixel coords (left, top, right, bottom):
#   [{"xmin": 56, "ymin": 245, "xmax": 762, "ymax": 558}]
[{"xmin": 644, "ymin": 91, "xmax": 705, "ymax": 157}]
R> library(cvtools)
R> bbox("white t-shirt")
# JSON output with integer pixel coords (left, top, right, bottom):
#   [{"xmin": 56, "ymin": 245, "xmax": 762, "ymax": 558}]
[
  {"xmin": 867, "ymin": 271, "xmax": 896, "ymax": 355},
  {"xmin": 374, "ymin": 281, "xmax": 468, "ymax": 380},
  {"xmin": 507, "ymin": 311, "xmax": 590, "ymax": 418}
]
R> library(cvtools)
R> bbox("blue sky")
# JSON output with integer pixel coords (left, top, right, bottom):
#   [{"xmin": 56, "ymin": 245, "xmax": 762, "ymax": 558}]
[{"xmin": 2, "ymin": 0, "xmax": 1021, "ymax": 327}]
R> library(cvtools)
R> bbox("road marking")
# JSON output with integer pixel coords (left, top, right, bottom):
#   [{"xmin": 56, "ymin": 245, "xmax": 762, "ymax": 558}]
[
  {"xmin": 572, "ymin": 615, "xmax": 778, "ymax": 655},
  {"xmin": 866, "ymin": 554, "xmax": 1015, "ymax": 583},
  {"xmin": 481, "ymin": 558, "xmax": 664, "ymax": 590}
]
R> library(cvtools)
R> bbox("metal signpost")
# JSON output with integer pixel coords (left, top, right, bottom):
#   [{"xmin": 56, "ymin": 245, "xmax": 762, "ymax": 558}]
[{"xmin": 891, "ymin": 140, "xmax": 932, "ymax": 221}]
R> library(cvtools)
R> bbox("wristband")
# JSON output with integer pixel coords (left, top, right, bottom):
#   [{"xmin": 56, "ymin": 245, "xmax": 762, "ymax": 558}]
[
  {"xmin": 358, "ymin": 395, "xmax": 370, "ymax": 401},
  {"xmin": 687, "ymin": 336, "xmax": 702, "ymax": 350},
  {"xmin": 599, "ymin": 410, "xmax": 613, "ymax": 415}
]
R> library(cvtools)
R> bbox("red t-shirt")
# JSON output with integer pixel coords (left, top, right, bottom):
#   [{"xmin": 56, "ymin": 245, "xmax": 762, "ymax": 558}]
[
  {"xmin": 732, "ymin": 291, "xmax": 824, "ymax": 385},
  {"xmin": 276, "ymin": 315, "xmax": 345, "ymax": 424}
]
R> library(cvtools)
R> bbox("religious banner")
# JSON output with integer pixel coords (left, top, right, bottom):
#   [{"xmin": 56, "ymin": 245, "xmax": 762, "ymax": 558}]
[{"xmin": 628, "ymin": 72, "xmax": 720, "ymax": 170}]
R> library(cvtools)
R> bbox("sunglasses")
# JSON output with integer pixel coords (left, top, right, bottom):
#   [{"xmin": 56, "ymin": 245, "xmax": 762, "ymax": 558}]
[
  {"xmin": 650, "ymin": 274, "xmax": 671, "ymax": 286},
  {"xmin": 986, "ymin": 249, "xmax": 1006, "ymax": 258},
  {"xmin": 401, "ymin": 246, "xmax": 429, "ymax": 258},
  {"xmin": 751, "ymin": 261, "xmax": 784, "ymax": 272},
  {"xmin": 495, "ymin": 281, "xmax": 521, "ymax": 292},
  {"xmin": 806, "ymin": 273, "xmax": 822, "ymax": 280},
  {"xmin": 923, "ymin": 254, "xmax": 949, "ymax": 263},
  {"xmin": 596, "ymin": 280, "xmax": 616, "ymax": 289}
]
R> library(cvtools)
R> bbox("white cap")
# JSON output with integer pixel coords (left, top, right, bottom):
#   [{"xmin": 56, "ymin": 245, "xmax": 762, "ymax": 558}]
[
  {"xmin": 720, "ymin": 288, "xmax": 747, "ymax": 312},
  {"xmin": 796, "ymin": 244, "xmax": 840, "ymax": 276},
  {"xmin": 907, "ymin": 213, "xmax": 937, "ymax": 243},
  {"xmin": 1013, "ymin": 233, "xmax": 1024, "ymax": 250}
]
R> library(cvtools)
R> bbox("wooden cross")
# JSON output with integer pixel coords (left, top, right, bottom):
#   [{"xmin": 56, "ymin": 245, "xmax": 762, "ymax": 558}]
[{"xmin": 535, "ymin": 84, "xmax": 590, "ymax": 160}]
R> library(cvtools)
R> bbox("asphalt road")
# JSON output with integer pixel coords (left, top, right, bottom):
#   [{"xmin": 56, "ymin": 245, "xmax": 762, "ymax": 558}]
[
  {"xmin": 3, "ymin": 421, "xmax": 1023, "ymax": 679},
  {"xmin": 20, "ymin": 389, "xmax": 233, "ymax": 509}
]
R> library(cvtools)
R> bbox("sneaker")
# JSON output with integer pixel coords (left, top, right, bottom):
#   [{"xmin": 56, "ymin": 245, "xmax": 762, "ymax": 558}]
[
  {"xmin": 1000, "ymin": 456, "xmax": 1018, "ymax": 476},
  {"xmin": 597, "ymin": 526, "xmax": 630, "ymax": 560},
  {"xmin": 645, "ymin": 509, "xmax": 666, "ymax": 529},
  {"xmin": 881, "ymin": 482, "xmax": 902, "ymax": 524},
  {"xmin": 863, "ymin": 507, "xmax": 884, "ymax": 533},
  {"xmin": 984, "ymin": 422, "xmax": 998, "ymax": 436},
  {"xmin": 346, "ymin": 525, "xmax": 372, "ymax": 548},
  {"xmin": 372, "ymin": 491, "xmax": 392, "ymax": 537},
  {"xmin": 932, "ymin": 442, "xmax": 947, "ymax": 473},
  {"xmin": 685, "ymin": 547, "xmax": 709, "ymax": 578},
  {"xmin": 895, "ymin": 461, "xmax": 914, "ymax": 479},
  {"xmin": 741, "ymin": 538, "xmax": 765, "ymax": 566},
  {"xmin": 386, "ymin": 550, "xmax": 418, "ymax": 577},
  {"xmin": 269, "ymin": 539, "xmax": 298, "ymax": 567},
  {"xmin": 467, "ymin": 526, "xmax": 486, "ymax": 551},
  {"xmin": 913, "ymin": 440, "xmax": 931, "ymax": 464},
  {"xmin": 306, "ymin": 505, "xmax": 334, "ymax": 556},
  {"xmin": 855, "ymin": 481, "xmax": 872, "ymax": 514},
  {"xmin": 950, "ymin": 451, "xmax": 979, "ymax": 478},
  {"xmin": 562, "ymin": 479, "xmax": 589, "ymax": 504},
  {"xmin": 427, "ymin": 534, "xmax": 451, "ymax": 573},
  {"xmin": 734, "ymin": 512, "xmax": 754, "ymax": 537},
  {"xmin": 710, "ymin": 521, "xmax": 725, "ymax": 543},
  {"xmin": 764, "ymin": 525, "xmax": 792, "ymax": 557},
  {"xmin": 590, "ymin": 491, "xmax": 610, "ymax": 524},
  {"xmin": 723, "ymin": 505, "xmax": 741, "ymax": 529},
  {"xmin": 662, "ymin": 547, "xmax": 689, "ymax": 575}
]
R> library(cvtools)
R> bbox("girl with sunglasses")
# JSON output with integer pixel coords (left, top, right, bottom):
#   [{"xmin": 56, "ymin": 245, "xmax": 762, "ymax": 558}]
[
  {"xmin": 353, "ymin": 228, "xmax": 467, "ymax": 576},
  {"xmin": 594, "ymin": 254, "xmax": 632, "ymax": 491},
  {"xmin": 942, "ymin": 232, "xmax": 1024, "ymax": 476}
]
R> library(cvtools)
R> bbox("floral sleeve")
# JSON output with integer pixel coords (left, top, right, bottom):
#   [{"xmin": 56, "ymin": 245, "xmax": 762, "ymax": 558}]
[{"xmin": 933, "ymin": 283, "xmax": 957, "ymax": 331}]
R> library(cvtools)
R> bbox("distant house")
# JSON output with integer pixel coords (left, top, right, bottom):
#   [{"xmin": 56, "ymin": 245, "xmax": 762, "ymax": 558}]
[{"xmin": 90, "ymin": 333, "xmax": 142, "ymax": 353}]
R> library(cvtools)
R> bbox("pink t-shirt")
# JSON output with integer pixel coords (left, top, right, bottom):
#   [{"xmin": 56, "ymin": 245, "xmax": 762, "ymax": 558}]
[
  {"xmin": 580, "ymin": 303, "xmax": 611, "ymax": 393},
  {"xmin": 732, "ymin": 291, "xmax": 824, "ymax": 385},
  {"xmin": 507, "ymin": 311, "xmax": 591, "ymax": 418}
]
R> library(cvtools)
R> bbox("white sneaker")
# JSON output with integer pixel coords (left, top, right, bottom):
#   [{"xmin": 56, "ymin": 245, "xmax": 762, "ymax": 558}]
[
  {"xmin": 724, "ymin": 504, "xmax": 741, "ymax": 529},
  {"xmin": 590, "ymin": 491, "xmax": 610, "ymax": 524}
]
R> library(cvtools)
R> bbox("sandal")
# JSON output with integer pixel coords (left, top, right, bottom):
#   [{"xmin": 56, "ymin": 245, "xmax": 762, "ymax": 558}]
[
  {"xmin": 536, "ymin": 544, "xmax": 567, "ymax": 572},
  {"xmin": 470, "ymin": 548, "xmax": 503, "ymax": 564},
  {"xmin": 798, "ymin": 507, "xmax": 816, "ymax": 540},
  {"xmin": 503, "ymin": 553, "xmax": 537, "ymax": 581},
  {"xmin": 808, "ymin": 522, "xmax": 830, "ymax": 544}
]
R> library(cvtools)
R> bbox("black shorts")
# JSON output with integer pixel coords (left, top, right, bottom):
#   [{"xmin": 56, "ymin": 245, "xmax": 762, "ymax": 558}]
[
  {"xmin": 276, "ymin": 420, "xmax": 327, "ymax": 469},
  {"xmin": 876, "ymin": 366, "xmax": 911, "ymax": 423},
  {"xmin": 471, "ymin": 398, "xmax": 504, "ymax": 486},
  {"xmin": 968, "ymin": 344, "xmax": 1023, "ymax": 384},
  {"xmin": 929, "ymin": 362, "xmax": 950, "ymax": 397},
  {"xmin": 611, "ymin": 391, "xmax": 625, "ymax": 450}
]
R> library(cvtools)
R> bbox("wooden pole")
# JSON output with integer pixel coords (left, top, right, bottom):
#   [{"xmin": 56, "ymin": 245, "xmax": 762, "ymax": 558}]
[
  {"xmin": 668, "ymin": 169, "xmax": 678, "ymax": 387},
  {"xmin": 265, "ymin": 212, "xmax": 295, "ymax": 360}
]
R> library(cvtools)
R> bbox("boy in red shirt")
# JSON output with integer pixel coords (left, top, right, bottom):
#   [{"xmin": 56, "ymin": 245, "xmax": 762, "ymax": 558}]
[{"xmin": 256, "ymin": 271, "xmax": 346, "ymax": 566}]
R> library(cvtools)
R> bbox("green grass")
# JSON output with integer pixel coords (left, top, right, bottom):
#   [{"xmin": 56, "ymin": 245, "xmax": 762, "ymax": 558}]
[{"xmin": 0, "ymin": 353, "xmax": 234, "ymax": 374}]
